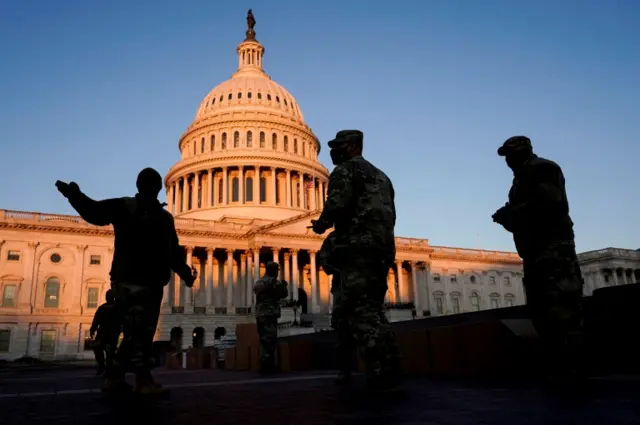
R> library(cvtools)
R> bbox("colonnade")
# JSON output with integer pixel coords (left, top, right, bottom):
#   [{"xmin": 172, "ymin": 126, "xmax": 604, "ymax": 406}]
[{"xmin": 583, "ymin": 266, "xmax": 640, "ymax": 294}]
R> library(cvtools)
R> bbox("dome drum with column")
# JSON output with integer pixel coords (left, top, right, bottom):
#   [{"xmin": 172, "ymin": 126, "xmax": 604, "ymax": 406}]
[{"xmin": 164, "ymin": 15, "xmax": 329, "ymax": 222}]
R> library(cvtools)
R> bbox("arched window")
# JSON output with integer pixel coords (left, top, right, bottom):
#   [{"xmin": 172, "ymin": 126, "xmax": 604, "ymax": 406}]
[
  {"xmin": 489, "ymin": 293, "xmax": 501, "ymax": 309},
  {"xmin": 470, "ymin": 293, "xmax": 481, "ymax": 311},
  {"xmin": 275, "ymin": 178, "xmax": 281, "ymax": 204},
  {"xmin": 231, "ymin": 177, "xmax": 239, "ymax": 202},
  {"xmin": 271, "ymin": 133, "xmax": 277, "ymax": 150},
  {"xmin": 257, "ymin": 92, "xmax": 262, "ymax": 100},
  {"xmin": 246, "ymin": 131, "xmax": 253, "ymax": 148},
  {"xmin": 450, "ymin": 292, "xmax": 461, "ymax": 314},
  {"xmin": 293, "ymin": 138, "xmax": 298, "ymax": 153},
  {"xmin": 433, "ymin": 291, "xmax": 444, "ymax": 315},
  {"xmin": 218, "ymin": 179, "xmax": 223, "ymax": 203},
  {"xmin": 505, "ymin": 294, "xmax": 515, "ymax": 307},
  {"xmin": 44, "ymin": 277, "xmax": 60, "ymax": 308},
  {"xmin": 283, "ymin": 136, "xmax": 289, "ymax": 152},
  {"xmin": 302, "ymin": 142, "xmax": 306, "ymax": 156},
  {"xmin": 221, "ymin": 132, "xmax": 227, "ymax": 149},
  {"xmin": 233, "ymin": 131, "xmax": 240, "ymax": 148},
  {"xmin": 210, "ymin": 135, "xmax": 215, "ymax": 151},
  {"xmin": 259, "ymin": 177, "xmax": 267, "ymax": 202},
  {"xmin": 246, "ymin": 177, "xmax": 254, "ymax": 202},
  {"xmin": 201, "ymin": 137, "xmax": 205, "ymax": 153},
  {"xmin": 259, "ymin": 132, "xmax": 265, "ymax": 148},
  {"xmin": 193, "ymin": 142, "xmax": 196, "ymax": 155}
]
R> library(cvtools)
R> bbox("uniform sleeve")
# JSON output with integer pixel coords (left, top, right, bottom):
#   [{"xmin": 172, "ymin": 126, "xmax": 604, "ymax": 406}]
[
  {"xmin": 67, "ymin": 193, "xmax": 124, "ymax": 226},
  {"xmin": 90, "ymin": 306, "xmax": 104, "ymax": 334},
  {"xmin": 317, "ymin": 164, "xmax": 353, "ymax": 227},
  {"xmin": 254, "ymin": 279, "xmax": 266, "ymax": 295}
]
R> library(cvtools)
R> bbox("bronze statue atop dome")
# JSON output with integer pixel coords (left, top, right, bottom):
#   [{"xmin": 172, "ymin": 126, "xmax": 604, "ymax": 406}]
[{"xmin": 245, "ymin": 9, "xmax": 256, "ymax": 41}]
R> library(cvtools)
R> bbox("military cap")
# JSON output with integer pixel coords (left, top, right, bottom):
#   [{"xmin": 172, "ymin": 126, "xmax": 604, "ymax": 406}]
[
  {"xmin": 497, "ymin": 136, "xmax": 532, "ymax": 156},
  {"xmin": 327, "ymin": 130, "xmax": 363, "ymax": 148}
]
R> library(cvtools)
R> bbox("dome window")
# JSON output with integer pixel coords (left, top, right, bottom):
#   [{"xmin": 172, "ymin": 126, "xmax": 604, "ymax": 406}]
[
  {"xmin": 212, "ymin": 97, "xmax": 216, "ymax": 104},
  {"xmin": 276, "ymin": 96, "xmax": 280, "ymax": 103},
  {"xmin": 233, "ymin": 131, "xmax": 240, "ymax": 148},
  {"xmin": 238, "ymin": 92, "xmax": 242, "ymax": 99},
  {"xmin": 247, "ymin": 92, "xmax": 252, "ymax": 99},
  {"xmin": 284, "ymin": 98, "xmax": 288, "ymax": 106},
  {"xmin": 267, "ymin": 94, "xmax": 272, "ymax": 101},
  {"xmin": 228, "ymin": 93, "xmax": 232, "ymax": 100},
  {"xmin": 257, "ymin": 93, "xmax": 262, "ymax": 100},
  {"xmin": 219, "ymin": 95, "xmax": 223, "ymax": 102}
]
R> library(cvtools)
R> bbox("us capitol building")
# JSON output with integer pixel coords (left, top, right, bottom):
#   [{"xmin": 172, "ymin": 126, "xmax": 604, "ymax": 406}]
[{"xmin": 1, "ymin": 15, "xmax": 639, "ymax": 361}]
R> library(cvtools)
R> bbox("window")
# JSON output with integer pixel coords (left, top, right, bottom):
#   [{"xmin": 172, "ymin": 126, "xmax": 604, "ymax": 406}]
[
  {"xmin": 40, "ymin": 329, "xmax": 56, "ymax": 355},
  {"xmin": 246, "ymin": 177, "xmax": 254, "ymax": 202},
  {"xmin": 283, "ymin": 136, "xmax": 289, "ymax": 152},
  {"xmin": 221, "ymin": 132, "xmax": 227, "ymax": 149},
  {"xmin": 231, "ymin": 177, "xmax": 239, "ymax": 202},
  {"xmin": 450, "ymin": 275, "xmax": 457, "ymax": 283},
  {"xmin": 233, "ymin": 131, "xmax": 239, "ymax": 148},
  {"xmin": 505, "ymin": 295, "xmax": 514, "ymax": 307},
  {"xmin": 267, "ymin": 94, "xmax": 272, "ymax": 101},
  {"xmin": 469, "ymin": 275, "xmax": 476, "ymax": 284},
  {"xmin": 246, "ymin": 131, "xmax": 253, "ymax": 148},
  {"xmin": 259, "ymin": 177, "xmax": 267, "ymax": 202},
  {"xmin": 284, "ymin": 98, "xmax": 288, "ymax": 106},
  {"xmin": 470, "ymin": 293, "xmax": 480, "ymax": 311},
  {"xmin": 0, "ymin": 330, "xmax": 10, "ymax": 352},
  {"xmin": 7, "ymin": 250, "xmax": 20, "ymax": 261},
  {"xmin": 83, "ymin": 330, "xmax": 93, "ymax": 351},
  {"xmin": 302, "ymin": 142, "xmax": 306, "ymax": 156},
  {"xmin": 435, "ymin": 297, "xmax": 443, "ymax": 314},
  {"xmin": 87, "ymin": 287, "xmax": 99, "ymax": 309},
  {"xmin": 90, "ymin": 255, "xmax": 101, "ymax": 265},
  {"xmin": 433, "ymin": 274, "xmax": 441, "ymax": 283},
  {"xmin": 503, "ymin": 277, "xmax": 511, "ymax": 285},
  {"xmin": 451, "ymin": 297, "xmax": 460, "ymax": 314},
  {"xmin": 275, "ymin": 178, "xmax": 281, "ymax": 204},
  {"xmin": 293, "ymin": 139, "xmax": 298, "ymax": 153},
  {"xmin": 193, "ymin": 143, "xmax": 196, "ymax": 155},
  {"xmin": 50, "ymin": 253, "xmax": 61, "ymax": 264},
  {"xmin": 201, "ymin": 137, "xmax": 205, "ymax": 153},
  {"xmin": 272, "ymin": 133, "xmax": 277, "ymax": 150},
  {"xmin": 218, "ymin": 179, "xmax": 223, "ymax": 203},
  {"xmin": 210, "ymin": 135, "xmax": 215, "ymax": 151},
  {"xmin": 257, "ymin": 92, "xmax": 262, "ymax": 100},
  {"xmin": 259, "ymin": 132, "xmax": 265, "ymax": 148},
  {"xmin": 212, "ymin": 97, "xmax": 216, "ymax": 105},
  {"xmin": 275, "ymin": 96, "xmax": 280, "ymax": 103},
  {"xmin": 237, "ymin": 92, "xmax": 242, "ymax": 99},
  {"xmin": 228, "ymin": 93, "xmax": 232, "ymax": 100},
  {"xmin": 247, "ymin": 92, "xmax": 252, "ymax": 99},
  {"xmin": 44, "ymin": 278, "xmax": 60, "ymax": 308},
  {"xmin": 490, "ymin": 298, "xmax": 499, "ymax": 309},
  {"xmin": 2, "ymin": 285, "xmax": 16, "ymax": 307},
  {"xmin": 489, "ymin": 276, "xmax": 496, "ymax": 285}
]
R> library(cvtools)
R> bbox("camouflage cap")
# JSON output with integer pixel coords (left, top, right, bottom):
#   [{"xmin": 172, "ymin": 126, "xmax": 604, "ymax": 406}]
[
  {"xmin": 497, "ymin": 136, "xmax": 532, "ymax": 156},
  {"xmin": 327, "ymin": 130, "xmax": 363, "ymax": 148}
]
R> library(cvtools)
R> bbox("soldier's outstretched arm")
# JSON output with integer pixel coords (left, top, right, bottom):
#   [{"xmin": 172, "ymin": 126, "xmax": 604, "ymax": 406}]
[
  {"xmin": 90, "ymin": 306, "xmax": 103, "ymax": 335},
  {"xmin": 68, "ymin": 192, "xmax": 124, "ymax": 226},
  {"xmin": 317, "ymin": 164, "xmax": 353, "ymax": 228}
]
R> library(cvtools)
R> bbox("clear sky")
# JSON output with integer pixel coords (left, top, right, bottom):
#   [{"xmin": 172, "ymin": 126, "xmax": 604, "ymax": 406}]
[{"xmin": 1, "ymin": 0, "xmax": 638, "ymax": 253}]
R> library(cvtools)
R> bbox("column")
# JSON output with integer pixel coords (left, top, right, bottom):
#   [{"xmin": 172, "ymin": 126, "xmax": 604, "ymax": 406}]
[
  {"xmin": 396, "ymin": 260, "xmax": 404, "ymax": 302},
  {"xmin": 193, "ymin": 172, "xmax": 200, "ymax": 209},
  {"xmin": 207, "ymin": 169, "xmax": 213, "ymax": 206},
  {"xmin": 222, "ymin": 167, "xmax": 228, "ymax": 205},
  {"xmin": 310, "ymin": 250, "xmax": 318, "ymax": 312},
  {"xmin": 206, "ymin": 248, "xmax": 214, "ymax": 308},
  {"xmin": 310, "ymin": 179, "xmax": 317, "ymax": 210},
  {"xmin": 631, "ymin": 270, "xmax": 637, "ymax": 285},
  {"xmin": 226, "ymin": 249, "xmax": 234, "ymax": 310},
  {"xmin": 246, "ymin": 250, "xmax": 254, "ymax": 306},
  {"xmin": 597, "ymin": 269, "xmax": 606, "ymax": 288},
  {"xmin": 271, "ymin": 167, "xmax": 277, "ymax": 205},
  {"xmin": 253, "ymin": 167, "xmax": 260, "ymax": 204},
  {"xmin": 298, "ymin": 173, "xmax": 305, "ymax": 209},
  {"xmin": 167, "ymin": 184, "xmax": 174, "ymax": 213},
  {"xmin": 283, "ymin": 253, "xmax": 291, "ymax": 296},
  {"xmin": 253, "ymin": 247, "xmax": 261, "ymax": 306},
  {"xmin": 623, "ymin": 269, "xmax": 630, "ymax": 286},
  {"xmin": 239, "ymin": 167, "xmax": 244, "ymax": 204},
  {"xmin": 240, "ymin": 253, "xmax": 247, "ymax": 306},
  {"xmin": 409, "ymin": 262, "xmax": 419, "ymax": 312},
  {"xmin": 173, "ymin": 273, "xmax": 180, "ymax": 308},
  {"xmin": 286, "ymin": 170, "xmax": 292, "ymax": 207},
  {"xmin": 422, "ymin": 263, "xmax": 431, "ymax": 314},
  {"xmin": 185, "ymin": 247, "xmax": 194, "ymax": 307},
  {"xmin": 181, "ymin": 177, "xmax": 188, "ymax": 212},
  {"xmin": 291, "ymin": 249, "xmax": 299, "ymax": 301},
  {"xmin": 612, "ymin": 269, "xmax": 619, "ymax": 286},
  {"xmin": 319, "ymin": 181, "xmax": 324, "ymax": 209}
]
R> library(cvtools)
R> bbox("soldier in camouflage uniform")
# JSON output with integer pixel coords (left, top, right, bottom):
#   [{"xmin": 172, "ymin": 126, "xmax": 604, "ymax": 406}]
[
  {"xmin": 254, "ymin": 261, "xmax": 289, "ymax": 373},
  {"xmin": 311, "ymin": 130, "xmax": 401, "ymax": 392},
  {"xmin": 492, "ymin": 136, "xmax": 585, "ymax": 384},
  {"xmin": 56, "ymin": 168, "xmax": 196, "ymax": 396}
]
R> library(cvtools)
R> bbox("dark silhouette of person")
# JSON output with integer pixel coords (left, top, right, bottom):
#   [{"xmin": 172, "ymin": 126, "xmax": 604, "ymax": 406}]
[
  {"xmin": 297, "ymin": 287, "xmax": 308, "ymax": 315},
  {"xmin": 56, "ymin": 167, "xmax": 196, "ymax": 396},
  {"xmin": 254, "ymin": 262, "xmax": 288, "ymax": 373},
  {"xmin": 492, "ymin": 136, "xmax": 584, "ymax": 387},
  {"xmin": 90, "ymin": 289, "xmax": 120, "ymax": 375}
]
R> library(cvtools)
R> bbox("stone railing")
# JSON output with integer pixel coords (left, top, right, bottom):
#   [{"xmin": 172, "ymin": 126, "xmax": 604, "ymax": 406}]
[
  {"xmin": 578, "ymin": 248, "xmax": 640, "ymax": 262},
  {"xmin": 431, "ymin": 246, "xmax": 521, "ymax": 261},
  {"xmin": 395, "ymin": 237, "xmax": 430, "ymax": 250}
]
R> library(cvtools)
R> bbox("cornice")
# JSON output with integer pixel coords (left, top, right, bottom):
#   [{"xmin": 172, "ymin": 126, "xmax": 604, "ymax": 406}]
[{"xmin": 165, "ymin": 154, "xmax": 330, "ymax": 184}]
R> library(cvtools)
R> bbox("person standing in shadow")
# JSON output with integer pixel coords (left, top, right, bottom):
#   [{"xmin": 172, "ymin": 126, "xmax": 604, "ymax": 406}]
[{"xmin": 90, "ymin": 289, "xmax": 120, "ymax": 376}]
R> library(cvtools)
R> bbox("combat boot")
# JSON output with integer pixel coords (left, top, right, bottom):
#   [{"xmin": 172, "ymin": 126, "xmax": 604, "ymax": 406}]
[{"xmin": 134, "ymin": 375, "xmax": 170, "ymax": 398}]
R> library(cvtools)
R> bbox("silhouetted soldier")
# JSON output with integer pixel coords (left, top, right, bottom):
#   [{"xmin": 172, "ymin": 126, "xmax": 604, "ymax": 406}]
[
  {"xmin": 311, "ymin": 130, "xmax": 401, "ymax": 393},
  {"xmin": 253, "ymin": 261, "xmax": 288, "ymax": 374},
  {"xmin": 492, "ymin": 136, "xmax": 584, "ymax": 385},
  {"xmin": 56, "ymin": 167, "xmax": 196, "ymax": 396},
  {"xmin": 90, "ymin": 289, "xmax": 120, "ymax": 375}
]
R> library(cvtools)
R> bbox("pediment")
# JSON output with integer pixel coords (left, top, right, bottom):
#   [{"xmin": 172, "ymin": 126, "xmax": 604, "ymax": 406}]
[
  {"xmin": 254, "ymin": 211, "xmax": 325, "ymax": 236},
  {"xmin": 0, "ymin": 274, "xmax": 24, "ymax": 282},
  {"xmin": 84, "ymin": 278, "xmax": 107, "ymax": 285}
]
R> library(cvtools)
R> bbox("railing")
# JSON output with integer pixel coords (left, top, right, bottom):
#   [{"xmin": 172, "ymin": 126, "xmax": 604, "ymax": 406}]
[
  {"xmin": 431, "ymin": 246, "xmax": 521, "ymax": 260},
  {"xmin": 395, "ymin": 237, "xmax": 430, "ymax": 248},
  {"xmin": 578, "ymin": 247, "xmax": 640, "ymax": 261}
]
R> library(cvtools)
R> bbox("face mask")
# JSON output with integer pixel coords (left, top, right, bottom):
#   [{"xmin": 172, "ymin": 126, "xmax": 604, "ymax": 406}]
[{"xmin": 330, "ymin": 147, "xmax": 349, "ymax": 165}]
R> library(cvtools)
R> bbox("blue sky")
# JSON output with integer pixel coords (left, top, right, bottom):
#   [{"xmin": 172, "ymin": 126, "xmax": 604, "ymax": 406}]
[{"xmin": 0, "ymin": 0, "xmax": 638, "ymax": 253}]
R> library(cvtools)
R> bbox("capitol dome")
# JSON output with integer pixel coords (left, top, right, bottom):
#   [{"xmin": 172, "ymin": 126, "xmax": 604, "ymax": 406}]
[{"xmin": 165, "ymin": 15, "xmax": 330, "ymax": 223}]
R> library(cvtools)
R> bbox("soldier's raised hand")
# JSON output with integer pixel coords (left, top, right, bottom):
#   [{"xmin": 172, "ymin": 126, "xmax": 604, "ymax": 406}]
[
  {"xmin": 55, "ymin": 180, "xmax": 80, "ymax": 199},
  {"xmin": 184, "ymin": 267, "xmax": 198, "ymax": 288}
]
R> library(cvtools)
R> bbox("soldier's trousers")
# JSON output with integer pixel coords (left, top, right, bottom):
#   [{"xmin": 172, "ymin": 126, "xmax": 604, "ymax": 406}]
[
  {"xmin": 330, "ymin": 264, "xmax": 400, "ymax": 380},
  {"xmin": 109, "ymin": 281, "xmax": 163, "ymax": 379},
  {"xmin": 256, "ymin": 315, "xmax": 278, "ymax": 369},
  {"xmin": 522, "ymin": 243, "xmax": 585, "ymax": 376},
  {"xmin": 93, "ymin": 333, "xmax": 119, "ymax": 369}
]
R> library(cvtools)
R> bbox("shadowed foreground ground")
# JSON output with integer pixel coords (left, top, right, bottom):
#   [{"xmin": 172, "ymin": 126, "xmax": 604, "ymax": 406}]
[{"xmin": 1, "ymin": 367, "xmax": 639, "ymax": 425}]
